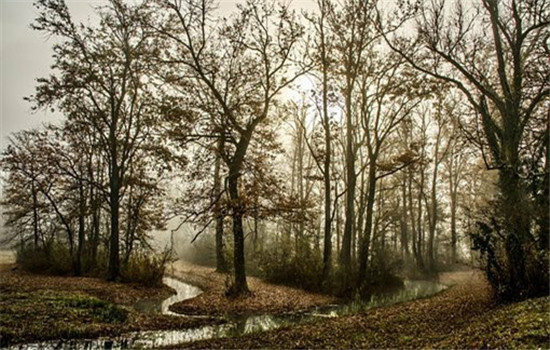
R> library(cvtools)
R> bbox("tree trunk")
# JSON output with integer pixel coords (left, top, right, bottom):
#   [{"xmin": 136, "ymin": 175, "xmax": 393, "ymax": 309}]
[
  {"xmin": 213, "ymin": 142, "xmax": 228, "ymax": 273},
  {"xmin": 408, "ymin": 169, "xmax": 420, "ymax": 268},
  {"xmin": 31, "ymin": 178, "xmax": 39, "ymax": 250},
  {"xmin": 124, "ymin": 182, "xmax": 134, "ymax": 267},
  {"xmin": 320, "ymin": 21, "xmax": 332, "ymax": 282},
  {"xmin": 228, "ymin": 168, "xmax": 249, "ymax": 295},
  {"xmin": 500, "ymin": 167, "xmax": 528, "ymax": 297},
  {"xmin": 108, "ymin": 166, "xmax": 121, "ymax": 281},
  {"xmin": 449, "ymin": 183, "xmax": 458, "ymax": 264},
  {"xmin": 340, "ymin": 84, "xmax": 355, "ymax": 280},
  {"xmin": 427, "ymin": 163, "xmax": 439, "ymax": 273},
  {"xmin": 224, "ymin": 128, "xmax": 253, "ymax": 296},
  {"xmin": 400, "ymin": 176, "xmax": 410, "ymax": 259},
  {"xmin": 76, "ymin": 180, "xmax": 86, "ymax": 276},
  {"xmin": 89, "ymin": 158, "xmax": 101, "ymax": 267},
  {"xmin": 358, "ymin": 163, "xmax": 376, "ymax": 285}
]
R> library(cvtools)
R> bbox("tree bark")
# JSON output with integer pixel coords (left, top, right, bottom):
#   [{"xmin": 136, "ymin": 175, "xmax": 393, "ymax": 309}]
[
  {"xmin": 76, "ymin": 180, "xmax": 86, "ymax": 276},
  {"xmin": 340, "ymin": 83, "xmax": 356, "ymax": 279},
  {"xmin": 400, "ymin": 176, "xmax": 410, "ymax": 258},
  {"xmin": 319, "ymin": 1, "xmax": 332, "ymax": 283},
  {"xmin": 108, "ymin": 163, "xmax": 121, "ymax": 281},
  {"xmin": 228, "ymin": 166, "xmax": 249, "ymax": 295},
  {"xmin": 31, "ymin": 177, "xmax": 39, "ymax": 250},
  {"xmin": 213, "ymin": 137, "xmax": 228, "ymax": 273},
  {"xmin": 358, "ymin": 162, "xmax": 376, "ymax": 285}
]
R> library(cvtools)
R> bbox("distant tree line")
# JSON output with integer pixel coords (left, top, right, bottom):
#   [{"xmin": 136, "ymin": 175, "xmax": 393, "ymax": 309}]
[{"xmin": 1, "ymin": 0, "xmax": 547, "ymax": 300}]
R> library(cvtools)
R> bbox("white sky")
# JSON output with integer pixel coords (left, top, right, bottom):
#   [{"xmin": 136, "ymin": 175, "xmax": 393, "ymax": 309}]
[{"xmin": 0, "ymin": 0, "xmax": 112, "ymax": 151}]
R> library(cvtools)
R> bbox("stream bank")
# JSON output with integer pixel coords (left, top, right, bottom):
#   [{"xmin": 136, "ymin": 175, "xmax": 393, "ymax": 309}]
[
  {"xmin": 178, "ymin": 271, "xmax": 549, "ymax": 349},
  {"xmin": 2, "ymin": 259, "xmax": 452, "ymax": 349},
  {"xmin": 6, "ymin": 257, "xmax": 539, "ymax": 350},
  {"xmin": 166, "ymin": 261, "xmax": 337, "ymax": 316},
  {"xmin": 0, "ymin": 269, "xmax": 216, "ymax": 347},
  {"xmin": 7, "ymin": 274, "xmax": 449, "ymax": 349}
]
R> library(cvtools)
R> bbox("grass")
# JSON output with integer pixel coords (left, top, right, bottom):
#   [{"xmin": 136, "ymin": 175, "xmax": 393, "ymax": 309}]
[
  {"xmin": 0, "ymin": 259, "xmax": 335, "ymax": 347},
  {"xmin": 0, "ymin": 290, "xmax": 128, "ymax": 346},
  {"xmin": 434, "ymin": 295, "xmax": 550, "ymax": 349}
]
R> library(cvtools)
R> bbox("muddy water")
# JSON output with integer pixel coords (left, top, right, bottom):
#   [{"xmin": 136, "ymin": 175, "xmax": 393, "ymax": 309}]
[{"xmin": 11, "ymin": 277, "xmax": 447, "ymax": 349}]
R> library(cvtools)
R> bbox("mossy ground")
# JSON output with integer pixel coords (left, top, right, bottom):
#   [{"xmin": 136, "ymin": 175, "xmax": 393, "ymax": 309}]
[
  {"xmin": 0, "ymin": 265, "xmax": 219, "ymax": 347},
  {"xmin": 0, "ymin": 290, "xmax": 127, "ymax": 345}
]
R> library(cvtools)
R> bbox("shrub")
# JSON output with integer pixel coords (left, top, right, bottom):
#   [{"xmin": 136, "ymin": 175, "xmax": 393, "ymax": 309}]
[
  {"xmin": 257, "ymin": 237, "xmax": 323, "ymax": 291},
  {"xmin": 471, "ymin": 215, "xmax": 549, "ymax": 301},
  {"xmin": 17, "ymin": 242, "xmax": 73, "ymax": 275},
  {"xmin": 367, "ymin": 249, "xmax": 404, "ymax": 286},
  {"xmin": 121, "ymin": 249, "xmax": 172, "ymax": 287}
]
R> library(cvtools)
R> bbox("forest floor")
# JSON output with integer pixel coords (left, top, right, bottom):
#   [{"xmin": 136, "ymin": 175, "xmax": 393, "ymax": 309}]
[
  {"xmin": 176, "ymin": 270, "xmax": 550, "ymax": 349},
  {"xmin": 167, "ymin": 260, "xmax": 336, "ymax": 316},
  {"xmin": 0, "ymin": 255, "xmax": 335, "ymax": 346},
  {"xmin": 2, "ymin": 251, "xmax": 548, "ymax": 349},
  {"xmin": 0, "ymin": 255, "xmax": 218, "ymax": 346}
]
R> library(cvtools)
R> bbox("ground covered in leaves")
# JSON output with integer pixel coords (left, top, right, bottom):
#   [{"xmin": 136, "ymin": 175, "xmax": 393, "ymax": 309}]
[
  {"xmin": 177, "ymin": 271, "xmax": 549, "ymax": 349},
  {"xmin": 167, "ymin": 261, "xmax": 336, "ymax": 316},
  {"xmin": 0, "ymin": 257, "xmax": 217, "ymax": 347},
  {"xmin": 0, "ymin": 256, "xmax": 336, "ymax": 347}
]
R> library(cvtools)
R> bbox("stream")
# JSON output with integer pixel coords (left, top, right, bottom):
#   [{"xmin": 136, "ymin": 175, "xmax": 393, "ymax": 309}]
[{"xmin": 11, "ymin": 276, "xmax": 447, "ymax": 349}]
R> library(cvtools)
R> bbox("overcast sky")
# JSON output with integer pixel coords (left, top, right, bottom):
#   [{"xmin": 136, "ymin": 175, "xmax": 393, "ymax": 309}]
[{"xmin": 1, "ymin": 0, "xmax": 97, "ymax": 151}]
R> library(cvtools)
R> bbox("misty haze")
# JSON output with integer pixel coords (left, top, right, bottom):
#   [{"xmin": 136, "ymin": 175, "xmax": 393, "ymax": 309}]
[{"xmin": 0, "ymin": 0, "xmax": 548, "ymax": 349}]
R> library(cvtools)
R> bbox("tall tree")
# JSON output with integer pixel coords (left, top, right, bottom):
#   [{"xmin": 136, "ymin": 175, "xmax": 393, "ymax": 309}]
[
  {"xmin": 356, "ymin": 55, "xmax": 422, "ymax": 285},
  {"xmin": 307, "ymin": 0, "xmax": 337, "ymax": 283},
  {"xmin": 383, "ymin": 0, "xmax": 549, "ymax": 298},
  {"xmin": 153, "ymin": 0, "xmax": 304, "ymax": 295},
  {"xmin": 328, "ymin": 0, "xmax": 378, "ymax": 280},
  {"xmin": 30, "ymin": 0, "xmax": 159, "ymax": 280}
]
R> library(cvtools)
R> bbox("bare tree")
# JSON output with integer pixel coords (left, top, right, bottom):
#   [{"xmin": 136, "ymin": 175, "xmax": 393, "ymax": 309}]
[
  {"xmin": 153, "ymin": 0, "xmax": 305, "ymax": 295},
  {"xmin": 30, "ymin": 0, "xmax": 160, "ymax": 280}
]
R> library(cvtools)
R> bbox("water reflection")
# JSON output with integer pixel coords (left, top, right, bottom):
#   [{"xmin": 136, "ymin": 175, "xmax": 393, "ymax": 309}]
[
  {"xmin": 133, "ymin": 277, "xmax": 202, "ymax": 316},
  {"xmin": 11, "ymin": 278, "xmax": 446, "ymax": 349}
]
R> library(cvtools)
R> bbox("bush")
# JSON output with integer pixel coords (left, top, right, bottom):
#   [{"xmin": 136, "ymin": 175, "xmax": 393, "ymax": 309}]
[
  {"xmin": 367, "ymin": 249, "xmax": 404, "ymax": 286},
  {"xmin": 17, "ymin": 242, "xmax": 73, "ymax": 275},
  {"xmin": 471, "ymin": 216, "xmax": 549, "ymax": 301},
  {"xmin": 16, "ymin": 241, "xmax": 172, "ymax": 288},
  {"xmin": 121, "ymin": 249, "xmax": 172, "ymax": 287},
  {"xmin": 257, "ymin": 238, "xmax": 323, "ymax": 291}
]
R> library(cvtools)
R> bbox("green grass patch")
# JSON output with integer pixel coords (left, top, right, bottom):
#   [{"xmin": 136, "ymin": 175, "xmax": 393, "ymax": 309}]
[{"xmin": 0, "ymin": 290, "xmax": 127, "ymax": 346}]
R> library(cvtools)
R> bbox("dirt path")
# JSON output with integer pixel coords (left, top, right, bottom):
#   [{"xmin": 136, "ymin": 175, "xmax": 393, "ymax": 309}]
[
  {"xmin": 177, "ymin": 270, "xmax": 549, "ymax": 349},
  {"xmin": 167, "ymin": 261, "xmax": 336, "ymax": 316}
]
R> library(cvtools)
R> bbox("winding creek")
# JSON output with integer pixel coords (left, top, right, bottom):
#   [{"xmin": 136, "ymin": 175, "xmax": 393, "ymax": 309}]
[{"xmin": 11, "ymin": 276, "xmax": 447, "ymax": 349}]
